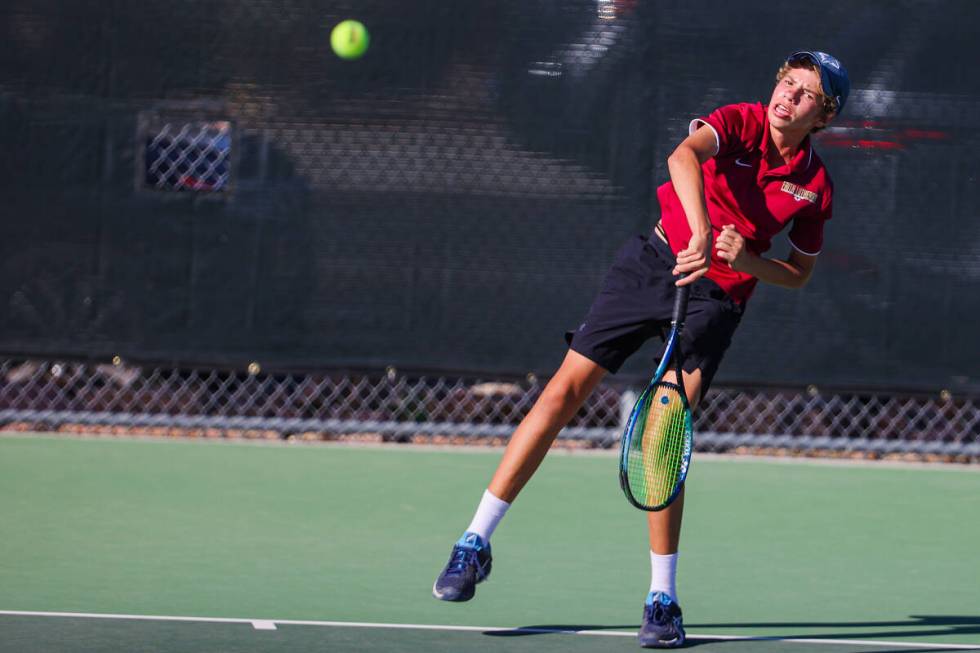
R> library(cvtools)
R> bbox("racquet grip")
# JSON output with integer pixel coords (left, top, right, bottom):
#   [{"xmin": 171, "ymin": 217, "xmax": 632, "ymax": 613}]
[{"xmin": 672, "ymin": 284, "xmax": 690, "ymax": 328}]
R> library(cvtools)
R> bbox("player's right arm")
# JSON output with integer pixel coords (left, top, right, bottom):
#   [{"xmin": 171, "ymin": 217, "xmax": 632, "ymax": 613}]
[{"xmin": 666, "ymin": 125, "xmax": 718, "ymax": 286}]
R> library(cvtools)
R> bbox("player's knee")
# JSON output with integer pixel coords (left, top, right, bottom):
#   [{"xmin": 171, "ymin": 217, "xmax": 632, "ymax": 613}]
[{"xmin": 538, "ymin": 376, "xmax": 589, "ymax": 416}]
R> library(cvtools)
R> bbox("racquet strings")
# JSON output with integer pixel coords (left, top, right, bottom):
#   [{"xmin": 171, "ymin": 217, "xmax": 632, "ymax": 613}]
[{"xmin": 626, "ymin": 383, "xmax": 688, "ymax": 508}]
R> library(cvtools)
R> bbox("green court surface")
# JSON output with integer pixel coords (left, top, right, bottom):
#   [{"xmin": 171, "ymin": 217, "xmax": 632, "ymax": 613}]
[{"xmin": 1, "ymin": 433, "xmax": 978, "ymax": 652}]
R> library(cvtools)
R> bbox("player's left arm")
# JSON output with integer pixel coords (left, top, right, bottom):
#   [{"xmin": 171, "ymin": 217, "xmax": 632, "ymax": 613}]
[{"xmin": 715, "ymin": 225, "xmax": 817, "ymax": 289}]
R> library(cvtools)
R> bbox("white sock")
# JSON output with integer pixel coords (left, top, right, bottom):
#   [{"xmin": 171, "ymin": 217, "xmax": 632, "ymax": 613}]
[
  {"xmin": 649, "ymin": 551, "xmax": 678, "ymax": 602},
  {"xmin": 464, "ymin": 489, "xmax": 511, "ymax": 542}
]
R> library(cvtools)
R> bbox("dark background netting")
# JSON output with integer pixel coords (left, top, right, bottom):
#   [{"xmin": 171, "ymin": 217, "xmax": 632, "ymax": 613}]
[{"xmin": 0, "ymin": 0, "xmax": 977, "ymax": 392}]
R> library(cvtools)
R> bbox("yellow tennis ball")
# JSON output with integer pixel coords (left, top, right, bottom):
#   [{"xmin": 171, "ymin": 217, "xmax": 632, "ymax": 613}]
[{"xmin": 330, "ymin": 20, "xmax": 369, "ymax": 60}]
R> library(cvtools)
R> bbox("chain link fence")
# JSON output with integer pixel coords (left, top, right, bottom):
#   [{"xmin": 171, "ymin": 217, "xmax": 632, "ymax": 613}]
[
  {"xmin": 2, "ymin": 359, "xmax": 977, "ymax": 462},
  {"xmin": 140, "ymin": 118, "xmax": 232, "ymax": 193},
  {"xmin": 1, "ymin": 3, "xmax": 978, "ymax": 465}
]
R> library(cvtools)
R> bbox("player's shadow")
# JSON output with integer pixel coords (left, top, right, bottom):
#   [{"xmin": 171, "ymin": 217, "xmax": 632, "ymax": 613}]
[
  {"xmin": 685, "ymin": 615, "xmax": 980, "ymax": 643},
  {"xmin": 483, "ymin": 624, "xmax": 635, "ymax": 637},
  {"xmin": 483, "ymin": 615, "xmax": 980, "ymax": 647},
  {"xmin": 483, "ymin": 624, "xmax": 716, "ymax": 649}
]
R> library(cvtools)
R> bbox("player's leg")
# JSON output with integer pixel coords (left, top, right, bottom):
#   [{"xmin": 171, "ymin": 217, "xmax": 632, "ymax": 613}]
[
  {"xmin": 432, "ymin": 348, "xmax": 607, "ymax": 602},
  {"xmin": 489, "ymin": 348, "xmax": 607, "ymax": 502},
  {"xmin": 647, "ymin": 367, "xmax": 702, "ymax": 555},
  {"xmin": 640, "ymin": 367, "xmax": 702, "ymax": 649}
]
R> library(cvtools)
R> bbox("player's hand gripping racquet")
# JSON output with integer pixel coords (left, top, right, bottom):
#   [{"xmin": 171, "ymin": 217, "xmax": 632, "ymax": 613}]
[{"xmin": 619, "ymin": 282, "xmax": 693, "ymax": 511}]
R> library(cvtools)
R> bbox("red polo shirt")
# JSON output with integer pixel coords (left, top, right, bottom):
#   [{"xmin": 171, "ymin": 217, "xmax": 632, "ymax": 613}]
[{"xmin": 658, "ymin": 102, "xmax": 834, "ymax": 304}]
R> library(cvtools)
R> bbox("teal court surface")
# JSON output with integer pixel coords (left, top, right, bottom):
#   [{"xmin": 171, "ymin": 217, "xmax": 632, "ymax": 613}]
[{"xmin": 1, "ymin": 433, "xmax": 978, "ymax": 652}]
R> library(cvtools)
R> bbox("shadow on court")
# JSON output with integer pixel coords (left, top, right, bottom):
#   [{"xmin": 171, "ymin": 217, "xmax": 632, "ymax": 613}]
[
  {"xmin": 485, "ymin": 624, "xmax": 637, "ymax": 636},
  {"xmin": 481, "ymin": 616, "xmax": 980, "ymax": 650},
  {"xmin": 3, "ymin": 615, "xmax": 978, "ymax": 653},
  {"xmin": 684, "ymin": 615, "xmax": 980, "ymax": 643}
]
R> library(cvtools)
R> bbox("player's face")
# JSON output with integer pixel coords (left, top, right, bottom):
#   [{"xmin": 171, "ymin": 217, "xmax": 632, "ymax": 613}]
[{"xmin": 768, "ymin": 66, "xmax": 830, "ymax": 133}]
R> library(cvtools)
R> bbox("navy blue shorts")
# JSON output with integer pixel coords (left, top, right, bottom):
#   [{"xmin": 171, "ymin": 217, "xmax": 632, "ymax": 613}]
[{"xmin": 565, "ymin": 234, "xmax": 743, "ymax": 397}]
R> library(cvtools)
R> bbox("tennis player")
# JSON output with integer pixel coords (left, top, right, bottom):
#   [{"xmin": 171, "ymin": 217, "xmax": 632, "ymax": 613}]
[{"xmin": 432, "ymin": 51, "xmax": 849, "ymax": 649}]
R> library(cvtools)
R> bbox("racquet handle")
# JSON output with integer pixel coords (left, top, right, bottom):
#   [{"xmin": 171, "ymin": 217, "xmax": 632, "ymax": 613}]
[{"xmin": 672, "ymin": 284, "xmax": 690, "ymax": 329}]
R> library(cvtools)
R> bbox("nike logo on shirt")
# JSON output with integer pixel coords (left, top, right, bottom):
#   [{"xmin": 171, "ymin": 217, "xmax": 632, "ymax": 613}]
[{"xmin": 734, "ymin": 158, "xmax": 753, "ymax": 168}]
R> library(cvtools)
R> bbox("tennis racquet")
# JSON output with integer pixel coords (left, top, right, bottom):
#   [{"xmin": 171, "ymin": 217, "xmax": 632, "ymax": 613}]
[{"xmin": 619, "ymin": 281, "xmax": 693, "ymax": 511}]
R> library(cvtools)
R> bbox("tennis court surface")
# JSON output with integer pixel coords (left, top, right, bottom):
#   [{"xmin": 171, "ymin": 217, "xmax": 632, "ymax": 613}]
[{"xmin": 2, "ymin": 433, "xmax": 978, "ymax": 652}]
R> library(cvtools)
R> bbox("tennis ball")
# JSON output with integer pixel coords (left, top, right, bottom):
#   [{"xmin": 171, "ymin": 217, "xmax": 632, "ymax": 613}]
[{"xmin": 330, "ymin": 20, "xmax": 369, "ymax": 60}]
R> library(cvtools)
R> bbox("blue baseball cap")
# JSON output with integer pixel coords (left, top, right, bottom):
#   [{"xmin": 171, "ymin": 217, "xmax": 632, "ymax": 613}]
[{"xmin": 787, "ymin": 51, "xmax": 850, "ymax": 115}]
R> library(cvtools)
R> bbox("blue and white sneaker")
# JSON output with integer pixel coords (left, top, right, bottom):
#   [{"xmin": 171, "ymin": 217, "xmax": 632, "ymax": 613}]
[
  {"xmin": 431, "ymin": 532, "xmax": 492, "ymax": 602},
  {"xmin": 638, "ymin": 591, "xmax": 686, "ymax": 648}
]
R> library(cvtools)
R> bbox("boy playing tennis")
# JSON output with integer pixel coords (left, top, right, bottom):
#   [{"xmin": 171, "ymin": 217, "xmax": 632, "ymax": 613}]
[{"xmin": 432, "ymin": 51, "xmax": 849, "ymax": 649}]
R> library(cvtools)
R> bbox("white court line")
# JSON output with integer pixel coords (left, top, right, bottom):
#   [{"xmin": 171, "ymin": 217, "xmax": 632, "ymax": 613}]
[{"xmin": 0, "ymin": 610, "xmax": 977, "ymax": 649}]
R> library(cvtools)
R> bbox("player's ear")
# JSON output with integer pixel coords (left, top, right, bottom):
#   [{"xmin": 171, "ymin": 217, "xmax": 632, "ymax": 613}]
[{"xmin": 813, "ymin": 109, "xmax": 835, "ymax": 132}]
